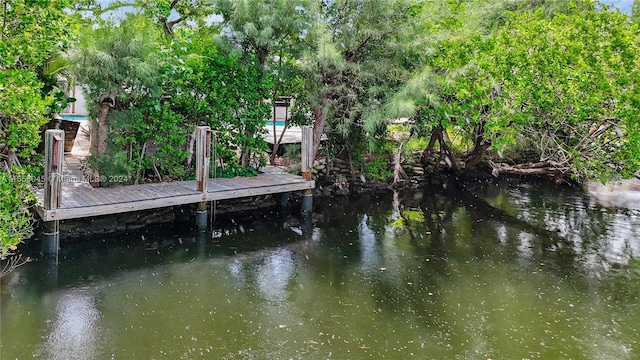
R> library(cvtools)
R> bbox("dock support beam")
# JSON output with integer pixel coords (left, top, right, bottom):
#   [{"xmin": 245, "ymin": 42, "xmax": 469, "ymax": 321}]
[
  {"xmin": 43, "ymin": 130, "xmax": 64, "ymax": 256},
  {"xmin": 195, "ymin": 126, "xmax": 211, "ymax": 231},
  {"xmin": 301, "ymin": 126, "xmax": 313, "ymax": 233}
]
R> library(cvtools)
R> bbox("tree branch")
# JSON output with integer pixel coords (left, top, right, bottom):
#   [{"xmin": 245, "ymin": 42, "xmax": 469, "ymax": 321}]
[
  {"xmin": 165, "ymin": 17, "xmax": 184, "ymax": 33},
  {"xmin": 345, "ymin": 34, "xmax": 372, "ymax": 62}
]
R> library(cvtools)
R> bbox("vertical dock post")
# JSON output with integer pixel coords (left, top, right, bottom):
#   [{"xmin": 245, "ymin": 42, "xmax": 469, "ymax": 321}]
[
  {"xmin": 301, "ymin": 126, "xmax": 314, "ymax": 219},
  {"xmin": 195, "ymin": 126, "xmax": 210, "ymax": 231},
  {"xmin": 301, "ymin": 126, "xmax": 313, "ymax": 182},
  {"xmin": 43, "ymin": 130, "xmax": 64, "ymax": 256}
]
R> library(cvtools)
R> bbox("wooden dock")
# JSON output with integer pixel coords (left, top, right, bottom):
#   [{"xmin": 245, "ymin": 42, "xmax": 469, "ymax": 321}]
[
  {"xmin": 34, "ymin": 167, "xmax": 314, "ymax": 222},
  {"xmin": 35, "ymin": 126, "xmax": 316, "ymax": 255}
]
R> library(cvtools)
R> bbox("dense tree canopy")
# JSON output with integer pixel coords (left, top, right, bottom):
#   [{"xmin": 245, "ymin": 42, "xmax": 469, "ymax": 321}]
[
  {"xmin": 392, "ymin": 0, "xmax": 640, "ymax": 181},
  {"xmin": 487, "ymin": 4, "xmax": 640, "ymax": 180},
  {"xmin": 73, "ymin": 14, "xmax": 163, "ymax": 156},
  {"xmin": 301, "ymin": 0, "xmax": 427, "ymax": 164}
]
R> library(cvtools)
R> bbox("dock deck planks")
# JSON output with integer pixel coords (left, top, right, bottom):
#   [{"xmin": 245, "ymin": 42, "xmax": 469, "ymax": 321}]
[{"xmin": 34, "ymin": 167, "xmax": 314, "ymax": 221}]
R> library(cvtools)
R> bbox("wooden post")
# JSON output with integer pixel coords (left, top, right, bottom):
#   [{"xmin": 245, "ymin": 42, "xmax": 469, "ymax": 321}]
[
  {"xmin": 301, "ymin": 126, "xmax": 313, "ymax": 181},
  {"xmin": 195, "ymin": 126, "xmax": 210, "ymax": 231},
  {"xmin": 44, "ymin": 130, "xmax": 64, "ymax": 210},
  {"xmin": 300, "ymin": 126, "xmax": 313, "ymax": 221},
  {"xmin": 43, "ymin": 130, "xmax": 64, "ymax": 256},
  {"xmin": 195, "ymin": 126, "xmax": 211, "ymax": 192}
]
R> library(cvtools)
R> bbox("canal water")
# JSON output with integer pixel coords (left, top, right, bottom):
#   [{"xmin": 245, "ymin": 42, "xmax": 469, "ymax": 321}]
[{"xmin": 1, "ymin": 178, "xmax": 639, "ymax": 359}]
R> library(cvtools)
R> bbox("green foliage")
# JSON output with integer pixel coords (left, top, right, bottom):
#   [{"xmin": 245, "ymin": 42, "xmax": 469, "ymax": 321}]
[
  {"xmin": 73, "ymin": 15, "xmax": 163, "ymax": 116},
  {"xmin": 302, "ymin": 0, "xmax": 426, "ymax": 158},
  {"xmin": 170, "ymin": 46, "xmax": 271, "ymax": 169},
  {"xmin": 89, "ymin": 152, "xmax": 134, "ymax": 187},
  {"xmin": 283, "ymin": 143, "xmax": 301, "ymax": 160},
  {"xmin": 0, "ymin": 0, "xmax": 79, "ymax": 159},
  {"xmin": 0, "ymin": 70, "xmax": 51, "ymax": 159},
  {"xmin": 0, "ymin": 0, "xmax": 78, "ymax": 69},
  {"xmin": 405, "ymin": 138, "xmax": 431, "ymax": 152},
  {"xmin": 0, "ymin": 168, "xmax": 36, "ymax": 254},
  {"xmin": 401, "ymin": 210, "xmax": 425, "ymax": 223},
  {"xmin": 486, "ymin": 3, "xmax": 640, "ymax": 179},
  {"xmin": 212, "ymin": 164, "xmax": 259, "ymax": 178},
  {"xmin": 107, "ymin": 101, "xmax": 189, "ymax": 182},
  {"xmin": 213, "ymin": 0, "xmax": 312, "ymax": 66},
  {"xmin": 74, "ymin": 15, "xmax": 192, "ymax": 182},
  {"xmin": 95, "ymin": 0, "xmax": 214, "ymax": 36},
  {"xmin": 0, "ymin": 0, "xmax": 78, "ymax": 253},
  {"xmin": 392, "ymin": 0, "xmax": 640, "ymax": 180},
  {"xmin": 364, "ymin": 154, "xmax": 394, "ymax": 181}
]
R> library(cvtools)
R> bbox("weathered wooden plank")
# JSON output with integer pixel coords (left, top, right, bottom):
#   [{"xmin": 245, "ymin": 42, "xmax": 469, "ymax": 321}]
[
  {"xmin": 41, "ymin": 192, "xmax": 210, "ymax": 221},
  {"xmin": 208, "ymin": 178, "xmax": 237, "ymax": 190},
  {"xmin": 207, "ymin": 182, "xmax": 234, "ymax": 192},
  {"xmin": 73, "ymin": 188, "xmax": 101, "ymax": 206},
  {"xmin": 34, "ymin": 206, "xmax": 45, "ymax": 220},
  {"xmin": 65, "ymin": 190, "xmax": 94, "ymax": 207},
  {"xmin": 132, "ymin": 185, "xmax": 168, "ymax": 200},
  {"xmin": 36, "ymin": 170, "xmax": 314, "ymax": 221},
  {"xmin": 214, "ymin": 177, "xmax": 253, "ymax": 189},
  {"xmin": 162, "ymin": 182, "xmax": 195, "ymax": 196},
  {"xmin": 97, "ymin": 188, "xmax": 129, "ymax": 204},
  {"xmin": 116, "ymin": 187, "xmax": 147, "ymax": 202},
  {"xmin": 61, "ymin": 194, "xmax": 83, "ymax": 208},
  {"xmin": 88, "ymin": 189, "xmax": 115, "ymax": 206},
  {"xmin": 207, "ymin": 181, "xmax": 315, "ymax": 201}
]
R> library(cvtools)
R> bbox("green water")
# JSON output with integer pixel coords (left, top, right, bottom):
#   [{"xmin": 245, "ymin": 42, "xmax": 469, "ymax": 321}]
[{"xmin": 2, "ymin": 179, "xmax": 639, "ymax": 359}]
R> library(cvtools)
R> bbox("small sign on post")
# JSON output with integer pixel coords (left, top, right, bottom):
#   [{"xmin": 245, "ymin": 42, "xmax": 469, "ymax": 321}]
[
  {"xmin": 195, "ymin": 126, "xmax": 211, "ymax": 192},
  {"xmin": 44, "ymin": 130, "xmax": 64, "ymax": 210}
]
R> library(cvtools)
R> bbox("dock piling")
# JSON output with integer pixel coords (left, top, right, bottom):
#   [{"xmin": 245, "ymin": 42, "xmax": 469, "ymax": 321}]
[
  {"xmin": 301, "ymin": 190, "xmax": 313, "ymax": 216},
  {"xmin": 196, "ymin": 201, "xmax": 208, "ymax": 231},
  {"xmin": 42, "ymin": 221, "xmax": 60, "ymax": 257},
  {"xmin": 195, "ymin": 126, "xmax": 211, "ymax": 193},
  {"xmin": 301, "ymin": 126, "xmax": 314, "ymax": 231},
  {"xmin": 43, "ymin": 130, "xmax": 64, "ymax": 256},
  {"xmin": 195, "ymin": 126, "xmax": 211, "ymax": 230},
  {"xmin": 301, "ymin": 126, "xmax": 313, "ymax": 182}
]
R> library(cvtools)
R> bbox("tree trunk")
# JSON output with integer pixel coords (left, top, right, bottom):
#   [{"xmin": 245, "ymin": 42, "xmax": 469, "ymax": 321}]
[
  {"xmin": 240, "ymin": 129, "xmax": 250, "ymax": 168},
  {"xmin": 269, "ymin": 100, "xmax": 278, "ymax": 165},
  {"xmin": 420, "ymin": 129, "xmax": 440, "ymax": 166},
  {"xmin": 311, "ymin": 106, "xmax": 327, "ymax": 161},
  {"xmin": 185, "ymin": 129, "xmax": 196, "ymax": 171},
  {"xmin": 421, "ymin": 126, "xmax": 460, "ymax": 170},
  {"xmin": 392, "ymin": 143, "xmax": 407, "ymax": 185},
  {"xmin": 345, "ymin": 142, "xmax": 356, "ymax": 181},
  {"xmin": 96, "ymin": 100, "xmax": 111, "ymax": 155},
  {"xmin": 464, "ymin": 121, "xmax": 491, "ymax": 169},
  {"xmin": 489, "ymin": 161, "xmax": 575, "ymax": 183}
]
